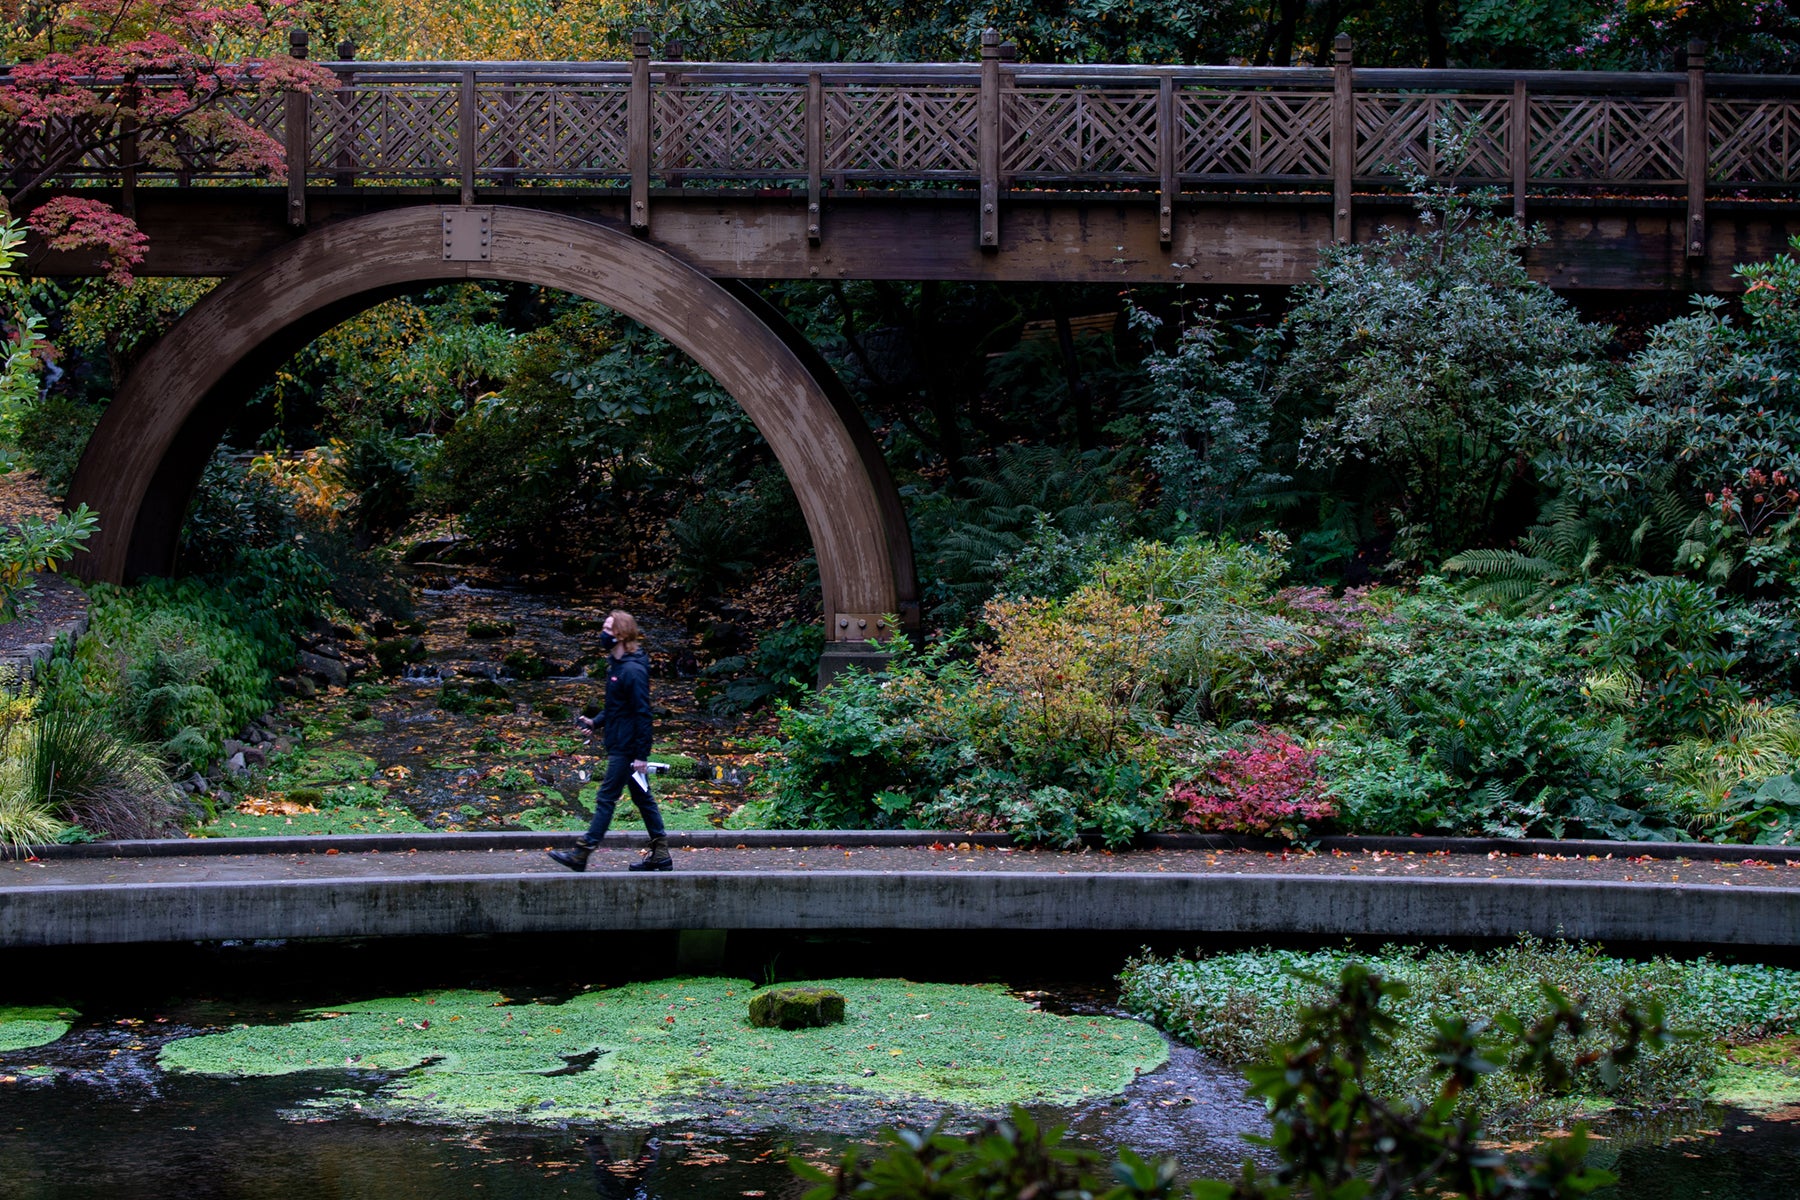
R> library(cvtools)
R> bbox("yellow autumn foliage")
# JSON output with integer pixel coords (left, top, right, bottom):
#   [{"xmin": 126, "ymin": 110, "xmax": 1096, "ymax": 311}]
[
  {"xmin": 316, "ymin": 0, "xmax": 635, "ymax": 62},
  {"xmin": 974, "ymin": 585, "xmax": 1165, "ymax": 763}
]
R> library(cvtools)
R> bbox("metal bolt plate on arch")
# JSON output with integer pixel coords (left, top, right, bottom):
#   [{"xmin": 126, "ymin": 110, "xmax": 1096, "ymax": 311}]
[
  {"xmin": 832, "ymin": 612, "xmax": 893, "ymax": 639},
  {"xmin": 442, "ymin": 209, "xmax": 492, "ymax": 261}
]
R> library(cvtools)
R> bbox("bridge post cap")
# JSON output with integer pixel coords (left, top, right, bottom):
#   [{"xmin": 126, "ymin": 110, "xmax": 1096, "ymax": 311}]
[
  {"xmin": 632, "ymin": 27, "xmax": 653, "ymax": 50},
  {"xmin": 1333, "ymin": 33, "xmax": 1352, "ymax": 62},
  {"xmin": 999, "ymin": 42, "xmax": 1018, "ymax": 61},
  {"xmin": 336, "ymin": 37, "xmax": 356, "ymax": 60},
  {"xmin": 981, "ymin": 28, "xmax": 1000, "ymax": 49},
  {"xmin": 288, "ymin": 27, "xmax": 309, "ymax": 55},
  {"xmin": 1687, "ymin": 39, "xmax": 1707, "ymax": 68}
]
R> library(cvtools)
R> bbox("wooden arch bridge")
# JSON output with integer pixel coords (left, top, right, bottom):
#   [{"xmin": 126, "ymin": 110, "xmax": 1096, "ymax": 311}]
[{"xmin": 10, "ymin": 33, "xmax": 1800, "ymax": 658}]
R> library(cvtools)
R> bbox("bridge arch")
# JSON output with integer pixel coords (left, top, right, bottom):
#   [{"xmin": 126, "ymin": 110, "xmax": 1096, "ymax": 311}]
[{"xmin": 68, "ymin": 205, "xmax": 916, "ymax": 649}]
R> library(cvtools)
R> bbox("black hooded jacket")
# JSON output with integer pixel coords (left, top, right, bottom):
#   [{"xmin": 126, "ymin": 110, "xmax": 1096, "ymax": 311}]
[{"xmin": 600, "ymin": 648, "xmax": 654, "ymax": 759}]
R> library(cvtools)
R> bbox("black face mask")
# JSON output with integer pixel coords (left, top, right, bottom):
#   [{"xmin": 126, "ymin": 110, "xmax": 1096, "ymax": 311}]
[{"xmin": 598, "ymin": 630, "xmax": 617, "ymax": 651}]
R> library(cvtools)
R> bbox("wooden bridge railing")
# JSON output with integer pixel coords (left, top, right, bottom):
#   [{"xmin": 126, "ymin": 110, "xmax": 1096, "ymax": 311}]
[{"xmin": 5, "ymin": 31, "xmax": 1798, "ymax": 257}]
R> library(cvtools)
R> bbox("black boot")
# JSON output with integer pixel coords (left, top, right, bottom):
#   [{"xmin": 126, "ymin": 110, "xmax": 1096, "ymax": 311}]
[
  {"xmin": 548, "ymin": 837, "xmax": 598, "ymax": 872},
  {"xmin": 628, "ymin": 836, "xmax": 673, "ymax": 872}
]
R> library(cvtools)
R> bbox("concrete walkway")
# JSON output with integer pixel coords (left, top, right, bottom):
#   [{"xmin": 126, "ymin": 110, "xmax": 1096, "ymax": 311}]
[{"xmin": 4, "ymin": 835, "xmax": 1797, "ymax": 948}]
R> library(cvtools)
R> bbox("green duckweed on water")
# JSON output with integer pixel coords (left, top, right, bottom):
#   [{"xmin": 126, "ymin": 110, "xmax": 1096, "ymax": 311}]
[
  {"xmin": 0, "ymin": 1006, "xmax": 76, "ymax": 1052},
  {"xmin": 157, "ymin": 978, "xmax": 1168, "ymax": 1125},
  {"xmin": 1714, "ymin": 1035, "xmax": 1800, "ymax": 1111}
]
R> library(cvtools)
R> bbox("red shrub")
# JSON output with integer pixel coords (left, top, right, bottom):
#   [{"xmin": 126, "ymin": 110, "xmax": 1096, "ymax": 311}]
[{"xmin": 1170, "ymin": 731, "xmax": 1333, "ymax": 836}]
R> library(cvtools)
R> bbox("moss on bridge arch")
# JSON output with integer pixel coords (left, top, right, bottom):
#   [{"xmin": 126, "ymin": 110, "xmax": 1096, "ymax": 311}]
[{"xmin": 158, "ymin": 977, "xmax": 1167, "ymax": 1126}]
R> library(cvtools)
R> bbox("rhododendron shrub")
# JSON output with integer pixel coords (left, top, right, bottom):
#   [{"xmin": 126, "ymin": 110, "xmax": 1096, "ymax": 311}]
[
  {"xmin": 1, "ymin": 0, "xmax": 337, "ymax": 278},
  {"xmin": 1171, "ymin": 730, "xmax": 1335, "ymax": 836}
]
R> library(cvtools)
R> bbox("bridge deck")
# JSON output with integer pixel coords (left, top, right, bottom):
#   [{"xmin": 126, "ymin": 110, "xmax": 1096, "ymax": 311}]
[
  {"xmin": 11, "ymin": 48, "xmax": 1800, "ymax": 289},
  {"xmin": 6, "ymin": 837, "xmax": 1795, "ymax": 948}
]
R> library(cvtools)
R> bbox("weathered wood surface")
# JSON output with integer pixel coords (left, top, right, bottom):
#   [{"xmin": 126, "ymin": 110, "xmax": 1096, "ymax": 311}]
[
  {"xmin": 6, "ymin": 44, "xmax": 1799, "ymax": 288},
  {"xmin": 22, "ymin": 186, "xmax": 1793, "ymax": 292}
]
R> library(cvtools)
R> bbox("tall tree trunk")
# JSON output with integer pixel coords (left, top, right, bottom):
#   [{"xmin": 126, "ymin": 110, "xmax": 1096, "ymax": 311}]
[
  {"xmin": 911, "ymin": 281, "xmax": 967, "ymax": 475},
  {"xmin": 1049, "ymin": 292, "xmax": 1095, "ymax": 450},
  {"xmin": 1423, "ymin": 0, "xmax": 1448, "ymax": 68}
]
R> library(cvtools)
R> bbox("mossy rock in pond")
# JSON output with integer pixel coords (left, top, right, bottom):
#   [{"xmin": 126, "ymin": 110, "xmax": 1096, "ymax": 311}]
[
  {"xmin": 749, "ymin": 987, "xmax": 845, "ymax": 1030},
  {"xmin": 467, "ymin": 619, "xmax": 516, "ymax": 639},
  {"xmin": 439, "ymin": 681, "xmax": 511, "ymax": 715},
  {"xmin": 0, "ymin": 1006, "xmax": 76, "ymax": 1052},
  {"xmin": 649, "ymin": 750, "xmax": 698, "ymax": 777},
  {"xmin": 502, "ymin": 650, "xmax": 550, "ymax": 681},
  {"xmin": 373, "ymin": 636, "xmax": 426, "ymax": 674},
  {"xmin": 537, "ymin": 703, "xmax": 570, "ymax": 721},
  {"xmin": 157, "ymin": 977, "xmax": 1167, "ymax": 1127}
]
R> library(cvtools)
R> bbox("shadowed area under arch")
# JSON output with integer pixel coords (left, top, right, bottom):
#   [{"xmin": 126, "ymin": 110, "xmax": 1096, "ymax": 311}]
[{"xmin": 67, "ymin": 205, "xmax": 916, "ymax": 644}]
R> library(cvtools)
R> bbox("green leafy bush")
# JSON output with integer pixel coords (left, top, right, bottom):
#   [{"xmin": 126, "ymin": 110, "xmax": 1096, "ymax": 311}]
[
  {"xmin": 0, "ymin": 505, "xmax": 98, "ymax": 621},
  {"xmin": 1138, "ymin": 303, "xmax": 1290, "ymax": 534},
  {"xmin": 38, "ymin": 578, "xmax": 290, "ymax": 766},
  {"xmin": 1101, "ymin": 533, "xmax": 1308, "ymax": 722},
  {"xmin": 1120, "ymin": 938, "xmax": 1792, "ymax": 1129},
  {"xmin": 13, "ymin": 395, "xmax": 102, "ymax": 498},
  {"xmin": 1585, "ymin": 577, "xmax": 1743, "ymax": 741},
  {"xmin": 1285, "ymin": 171, "xmax": 1609, "ymax": 564},
  {"xmin": 759, "ymin": 638, "xmax": 974, "ymax": 831},
  {"xmin": 327, "ymin": 425, "xmax": 431, "ymax": 541}
]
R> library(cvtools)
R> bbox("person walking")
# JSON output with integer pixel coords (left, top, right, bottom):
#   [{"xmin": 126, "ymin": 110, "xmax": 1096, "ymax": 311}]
[{"xmin": 548, "ymin": 610, "xmax": 673, "ymax": 872}]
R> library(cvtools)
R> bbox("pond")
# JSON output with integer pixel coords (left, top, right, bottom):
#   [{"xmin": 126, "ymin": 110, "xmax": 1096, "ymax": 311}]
[{"xmin": 2, "ymin": 950, "xmax": 1798, "ymax": 1200}]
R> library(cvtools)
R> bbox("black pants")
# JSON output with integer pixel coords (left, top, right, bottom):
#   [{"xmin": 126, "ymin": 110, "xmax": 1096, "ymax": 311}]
[{"xmin": 583, "ymin": 753, "xmax": 666, "ymax": 841}]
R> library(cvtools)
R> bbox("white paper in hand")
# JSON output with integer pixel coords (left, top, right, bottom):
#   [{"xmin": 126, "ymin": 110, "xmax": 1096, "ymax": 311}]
[{"xmin": 632, "ymin": 762, "xmax": 668, "ymax": 796}]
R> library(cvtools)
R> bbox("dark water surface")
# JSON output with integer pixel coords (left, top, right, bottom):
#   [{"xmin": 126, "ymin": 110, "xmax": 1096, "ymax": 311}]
[
  {"xmin": 0, "ymin": 989, "xmax": 1262, "ymax": 1200},
  {"xmin": 2, "ymin": 985, "xmax": 1797, "ymax": 1200}
]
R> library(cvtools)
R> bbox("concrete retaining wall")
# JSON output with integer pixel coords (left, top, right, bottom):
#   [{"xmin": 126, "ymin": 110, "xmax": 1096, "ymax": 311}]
[
  {"xmin": 17, "ymin": 829, "xmax": 1800, "ymax": 865},
  {"xmin": 3, "ymin": 871, "xmax": 1794, "ymax": 947}
]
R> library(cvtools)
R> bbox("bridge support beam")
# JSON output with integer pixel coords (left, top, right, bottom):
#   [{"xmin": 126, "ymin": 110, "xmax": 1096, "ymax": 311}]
[{"xmin": 67, "ymin": 206, "xmax": 916, "ymax": 657}]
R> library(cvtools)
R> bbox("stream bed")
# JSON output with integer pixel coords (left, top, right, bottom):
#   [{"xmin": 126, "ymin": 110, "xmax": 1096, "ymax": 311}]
[{"xmin": 212, "ymin": 568, "xmax": 771, "ymax": 839}]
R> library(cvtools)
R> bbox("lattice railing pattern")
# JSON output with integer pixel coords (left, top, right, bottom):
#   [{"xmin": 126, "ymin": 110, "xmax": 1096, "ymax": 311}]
[
  {"xmin": 1529, "ymin": 95, "xmax": 1686, "ymax": 183},
  {"xmin": 1176, "ymin": 90, "xmax": 1333, "ymax": 178},
  {"xmin": 1354, "ymin": 92, "xmax": 1511, "ymax": 180},
  {"xmin": 476, "ymin": 84, "xmax": 629, "ymax": 176},
  {"xmin": 310, "ymin": 84, "xmax": 459, "ymax": 178},
  {"xmin": 656, "ymin": 84, "xmax": 807, "ymax": 175},
  {"xmin": 824, "ymin": 86, "xmax": 979, "ymax": 176},
  {"xmin": 1003, "ymin": 87, "xmax": 1159, "ymax": 178},
  {"xmin": 0, "ymin": 113, "xmax": 121, "ymax": 183},
  {"xmin": 2, "ymin": 62, "xmax": 1797, "ymax": 201},
  {"xmin": 144, "ymin": 91, "xmax": 288, "ymax": 177},
  {"xmin": 1710, "ymin": 98, "xmax": 1800, "ymax": 184}
]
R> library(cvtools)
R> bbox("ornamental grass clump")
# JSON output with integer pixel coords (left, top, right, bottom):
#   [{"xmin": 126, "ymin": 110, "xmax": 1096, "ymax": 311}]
[{"xmin": 0, "ymin": 707, "xmax": 178, "ymax": 844}]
